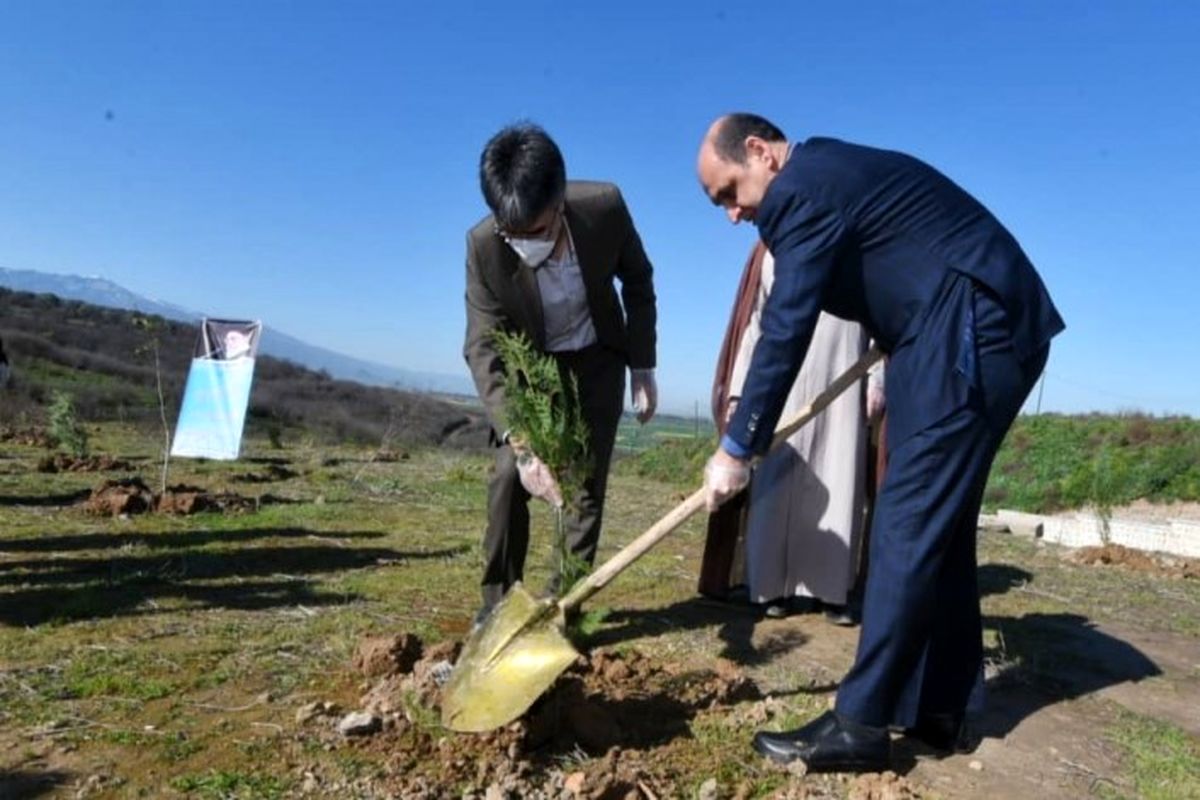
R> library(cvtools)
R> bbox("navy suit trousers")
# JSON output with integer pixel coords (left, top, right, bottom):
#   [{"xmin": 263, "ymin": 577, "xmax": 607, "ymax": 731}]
[{"xmin": 835, "ymin": 274, "xmax": 1049, "ymax": 727}]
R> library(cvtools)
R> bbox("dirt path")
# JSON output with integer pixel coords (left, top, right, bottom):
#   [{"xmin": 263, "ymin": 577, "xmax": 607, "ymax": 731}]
[{"xmin": 616, "ymin": 593, "xmax": 1200, "ymax": 799}]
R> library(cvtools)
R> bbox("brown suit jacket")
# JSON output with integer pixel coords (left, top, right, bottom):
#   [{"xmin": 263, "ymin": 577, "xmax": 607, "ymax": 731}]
[{"xmin": 463, "ymin": 180, "xmax": 657, "ymax": 435}]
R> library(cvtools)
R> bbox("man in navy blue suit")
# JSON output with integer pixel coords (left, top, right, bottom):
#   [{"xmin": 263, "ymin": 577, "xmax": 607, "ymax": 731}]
[{"xmin": 697, "ymin": 113, "xmax": 1064, "ymax": 773}]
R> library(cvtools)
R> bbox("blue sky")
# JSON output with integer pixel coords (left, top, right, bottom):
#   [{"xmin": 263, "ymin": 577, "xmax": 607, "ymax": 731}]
[{"xmin": 1, "ymin": 2, "xmax": 1197, "ymax": 416}]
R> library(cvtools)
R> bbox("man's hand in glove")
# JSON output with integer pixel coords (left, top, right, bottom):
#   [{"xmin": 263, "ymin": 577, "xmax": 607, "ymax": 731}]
[
  {"xmin": 513, "ymin": 446, "xmax": 563, "ymax": 508},
  {"xmin": 630, "ymin": 368, "xmax": 658, "ymax": 425},
  {"xmin": 703, "ymin": 448, "xmax": 751, "ymax": 512}
]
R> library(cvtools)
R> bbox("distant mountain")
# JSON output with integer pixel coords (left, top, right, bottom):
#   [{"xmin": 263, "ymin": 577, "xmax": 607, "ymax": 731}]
[{"xmin": 0, "ymin": 267, "xmax": 475, "ymax": 396}]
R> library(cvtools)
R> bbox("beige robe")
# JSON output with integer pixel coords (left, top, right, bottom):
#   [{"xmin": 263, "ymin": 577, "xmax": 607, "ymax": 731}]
[{"xmin": 729, "ymin": 251, "xmax": 880, "ymax": 605}]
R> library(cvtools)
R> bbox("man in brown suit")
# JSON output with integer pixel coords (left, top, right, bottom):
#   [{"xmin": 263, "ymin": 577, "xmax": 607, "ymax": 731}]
[{"xmin": 464, "ymin": 124, "xmax": 658, "ymax": 626}]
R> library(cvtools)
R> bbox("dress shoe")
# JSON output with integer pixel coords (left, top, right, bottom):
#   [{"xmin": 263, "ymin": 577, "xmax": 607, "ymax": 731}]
[
  {"xmin": 904, "ymin": 712, "xmax": 979, "ymax": 754},
  {"xmin": 752, "ymin": 710, "xmax": 890, "ymax": 772},
  {"xmin": 821, "ymin": 602, "xmax": 859, "ymax": 627},
  {"xmin": 760, "ymin": 596, "xmax": 818, "ymax": 619}
]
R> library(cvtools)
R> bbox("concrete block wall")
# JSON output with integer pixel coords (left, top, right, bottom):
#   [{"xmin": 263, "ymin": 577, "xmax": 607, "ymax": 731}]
[{"xmin": 994, "ymin": 508, "xmax": 1200, "ymax": 559}]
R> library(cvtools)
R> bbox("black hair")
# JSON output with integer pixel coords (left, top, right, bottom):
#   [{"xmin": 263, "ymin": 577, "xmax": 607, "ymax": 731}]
[
  {"xmin": 479, "ymin": 123, "xmax": 567, "ymax": 230},
  {"xmin": 712, "ymin": 113, "xmax": 787, "ymax": 164}
]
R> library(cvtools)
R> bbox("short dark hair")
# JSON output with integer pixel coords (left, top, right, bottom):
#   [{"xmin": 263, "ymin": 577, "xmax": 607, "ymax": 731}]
[
  {"xmin": 713, "ymin": 113, "xmax": 787, "ymax": 164},
  {"xmin": 479, "ymin": 123, "xmax": 567, "ymax": 231}
]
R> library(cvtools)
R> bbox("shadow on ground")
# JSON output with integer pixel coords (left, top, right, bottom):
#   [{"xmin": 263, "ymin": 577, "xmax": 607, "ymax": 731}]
[
  {"xmin": 0, "ymin": 769, "xmax": 72, "ymax": 798},
  {"xmin": 0, "ymin": 527, "xmax": 471, "ymax": 626},
  {"xmin": 590, "ymin": 563, "xmax": 1161, "ymax": 768},
  {"xmin": 975, "ymin": 562, "xmax": 1162, "ymax": 742},
  {"xmin": 0, "ymin": 489, "xmax": 92, "ymax": 507},
  {"xmin": 585, "ymin": 594, "xmax": 810, "ymax": 669}
]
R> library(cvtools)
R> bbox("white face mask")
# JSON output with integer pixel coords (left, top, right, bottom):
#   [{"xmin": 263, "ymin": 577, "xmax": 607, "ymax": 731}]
[{"xmin": 507, "ymin": 236, "xmax": 556, "ymax": 267}]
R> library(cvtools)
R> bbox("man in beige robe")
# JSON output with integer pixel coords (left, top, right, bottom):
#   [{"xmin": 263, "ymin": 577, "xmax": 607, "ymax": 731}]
[{"xmin": 727, "ymin": 250, "xmax": 883, "ymax": 616}]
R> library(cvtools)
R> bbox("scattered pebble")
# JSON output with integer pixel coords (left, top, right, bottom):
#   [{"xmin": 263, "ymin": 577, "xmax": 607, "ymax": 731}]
[
  {"xmin": 969, "ymin": 760, "xmax": 984, "ymax": 771},
  {"xmin": 564, "ymin": 771, "xmax": 586, "ymax": 796},
  {"xmin": 698, "ymin": 777, "xmax": 719, "ymax": 800},
  {"xmin": 337, "ymin": 711, "xmax": 381, "ymax": 737}
]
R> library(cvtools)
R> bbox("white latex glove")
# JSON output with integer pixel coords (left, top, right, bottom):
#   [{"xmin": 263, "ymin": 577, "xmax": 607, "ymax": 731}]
[
  {"xmin": 703, "ymin": 449, "xmax": 751, "ymax": 513},
  {"xmin": 516, "ymin": 451, "xmax": 564, "ymax": 508},
  {"xmin": 630, "ymin": 368, "xmax": 657, "ymax": 424}
]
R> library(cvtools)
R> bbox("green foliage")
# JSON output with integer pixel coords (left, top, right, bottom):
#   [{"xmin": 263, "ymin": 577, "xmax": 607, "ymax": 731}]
[
  {"xmin": 491, "ymin": 329, "xmax": 591, "ymax": 509},
  {"xmin": 618, "ymin": 435, "xmax": 714, "ymax": 488},
  {"xmin": 169, "ymin": 769, "xmax": 289, "ymax": 799},
  {"xmin": 47, "ymin": 390, "xmax": 89, "ymax": 457},
  {"xmin": 1099, "ymin": 711, "xmax": 1200, "ymax": 799},
  {"xmin": 985, "ymin": 413, "xmax": 1200, "ymax": 513}
]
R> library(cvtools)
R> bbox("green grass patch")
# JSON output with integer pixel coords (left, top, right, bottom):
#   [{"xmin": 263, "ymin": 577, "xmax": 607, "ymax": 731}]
[
  {"xmin": 169, "ymin": 769, "xmax": 290, "ymax": 799},
  {"xmin": 1099, "ymin": 711, "xmax": 1200, "ymax": 799},
  {"xmin": 986, "ymin": 413, "xmax": 1200, "ymax": 512}
]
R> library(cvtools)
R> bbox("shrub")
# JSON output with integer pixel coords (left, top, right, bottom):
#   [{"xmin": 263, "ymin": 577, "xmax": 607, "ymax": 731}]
[{"xmin": 47, "ymin": 390, "xmax": 89, "ymax": 457}]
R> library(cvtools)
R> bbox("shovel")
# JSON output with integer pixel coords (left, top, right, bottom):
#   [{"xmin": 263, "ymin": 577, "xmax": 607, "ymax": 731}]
[{"xmin": 441, "ymin": 347, "xmax": 884, "ymax": 732}]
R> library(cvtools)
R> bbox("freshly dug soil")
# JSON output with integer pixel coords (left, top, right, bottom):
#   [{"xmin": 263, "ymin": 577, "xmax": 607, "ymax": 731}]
[
  {"xmin": 82, "ymin": 477, "xmax": 260, "ymax": 516},
  {"xmin": 340, "ymin": 632, "xmax": 763, "ymax": 798},
  {"xmin": 1073, "ymin": 543, "xmax": 1199, "ymax": 579}
]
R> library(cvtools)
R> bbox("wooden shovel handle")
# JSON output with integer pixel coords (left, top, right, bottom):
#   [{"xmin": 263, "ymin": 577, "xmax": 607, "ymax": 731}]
[{"xmin": 559, "ymin": 347, "xmax": 884, "ymax": 612}]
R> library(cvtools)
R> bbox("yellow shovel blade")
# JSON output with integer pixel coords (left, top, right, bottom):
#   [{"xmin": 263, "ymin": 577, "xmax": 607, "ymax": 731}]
[{"xmin": 441, "ymin": 583, "xmax": 580, "ymax": 732}]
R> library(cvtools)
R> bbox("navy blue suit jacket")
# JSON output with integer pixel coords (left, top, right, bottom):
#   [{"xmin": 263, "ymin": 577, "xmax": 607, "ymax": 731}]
[{"xmin": 727, "ymin": 137, "xmax": 1065, "ymax": 454}]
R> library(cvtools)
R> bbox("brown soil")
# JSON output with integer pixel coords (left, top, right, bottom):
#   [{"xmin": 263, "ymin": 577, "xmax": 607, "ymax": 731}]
[
  {"xmin": 341, "ymin": 633, "xmax": 762, "ymax": 798},
  {"xmin": 81, "ymin": 477, "xmax": 260, "ymax": 516},
  {"xmin": 0, "ymin": 426, "xmax": 52, "ymax": 447},
  {"xmin": 82, "ymin": 477, "xmax": 155, "ymax": 516},
  {"xmin": 1072, "ymin": 543, "xmax": 1200, "ymax": 579},
  {"xmin": 352, "ymin": 633, "xmax": 425, "ymax": 678},
  {"xmin": 231, "ymin": 463, "xmax": 300, "ymax": 483},
  {"xmin": 36, "ymin": 453, "xmax": 135, "ymax": 473},
  {"xmin": 155, "ymin": 484, "xmax": 258, "ymax": 515}
]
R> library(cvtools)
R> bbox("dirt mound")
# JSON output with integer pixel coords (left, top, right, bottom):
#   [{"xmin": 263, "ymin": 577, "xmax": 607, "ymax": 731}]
[
  {"xmin": 0, "ymin": 426, "xmax": 52, "ymax": 447},
  {"xmin": 155, "ymin": 485, "xmax": 257, "ymax": 515},
  {"xmin": 352, "ymin": 633, "xmax": 425, "ymax": 678},
  {"xmin": 849, "ymin": 771, "xmax": 925, "ymax": 799},
  {"xmin": 1072, "ymin": 544, "xmax": 1199, "ymax": 579},
  {"xmin": 36, "ymin": 453, "xmax": 135, "ymax": 473},
  {"xmin": 231, "ymin": 463, "xmax": 299, "ymax": 483},
  {"xmin": 82, "ymin": 478, "xmax": 260, "ymax": 517},
  {"xmin": 332, "ymin": 633, "xmax": 761, "ymax": 798},
  {"xmin": 82, "ymin": 477, "xmax": 155, "ymax": 516}
]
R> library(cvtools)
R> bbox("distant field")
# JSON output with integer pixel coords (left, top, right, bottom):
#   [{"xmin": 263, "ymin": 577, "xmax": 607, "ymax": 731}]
[{"xmin": 615, "ymin": 411, "xmax": 715, "ymax": 455}]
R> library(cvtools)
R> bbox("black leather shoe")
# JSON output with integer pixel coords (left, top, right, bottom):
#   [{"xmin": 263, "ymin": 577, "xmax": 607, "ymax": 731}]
[
  {"xmin": 752, "ymin": 710, "xmax": 889, "ymax": 772},
  {"xmin": 905, "ymin": 712, "xmax": 979, "ymax": 754}
]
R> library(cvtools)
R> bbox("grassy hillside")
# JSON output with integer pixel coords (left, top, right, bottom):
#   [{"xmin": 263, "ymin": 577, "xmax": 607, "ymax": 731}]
[
  {"xmin": 615, "ymin": 411, "xmax": 1200, "ymax": 515},
  {"xmin": 985, "ymin": 412, "xmax": 1200, "ymax": 513},
  {"xmin": 0, "ymin": 287, "xmax": 488, "ymax": 449}
]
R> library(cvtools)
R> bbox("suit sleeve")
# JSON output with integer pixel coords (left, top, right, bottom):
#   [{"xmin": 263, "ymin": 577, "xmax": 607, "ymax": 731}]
[
  {"xmin": 462, "ymin": 233, "xmax": 509, "ymax": 436},
  {"xmin": 724, "ymin": 193, "xmax": 845, "ymax": 455},
  {"xmin": 612, "ymin": 188, "xmax": 657, "ymax": 369}
]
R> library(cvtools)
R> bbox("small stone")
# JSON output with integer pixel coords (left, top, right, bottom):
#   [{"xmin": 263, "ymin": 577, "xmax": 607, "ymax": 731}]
[
  {"xmin": 256, "ymin": 690, "xmax": 273, "ymax": 704},
  {"xmin": 969, "ymin": 760, "xmax": 983, "ymax": 771},
  {"xmin": 564, "ymin": 771, "xmax": 586, "ymax": 796},
  {"xmin": 484, "ymin": 785, "xmax": 505, "ymax": 800},
  {"xmin": 698, "ymin": 777, "xmax": 719, "ymax": 800},
  {"xmin": 302, "ymin": 773, "xmax": 320, "ymax": 793},
  {"xmin": 295, "ymin": 702, "xmax": 323, "ymax": 724},
  {"xmin": 337, "ymin": 711, "xmax": 381, "ymax": 737}
]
